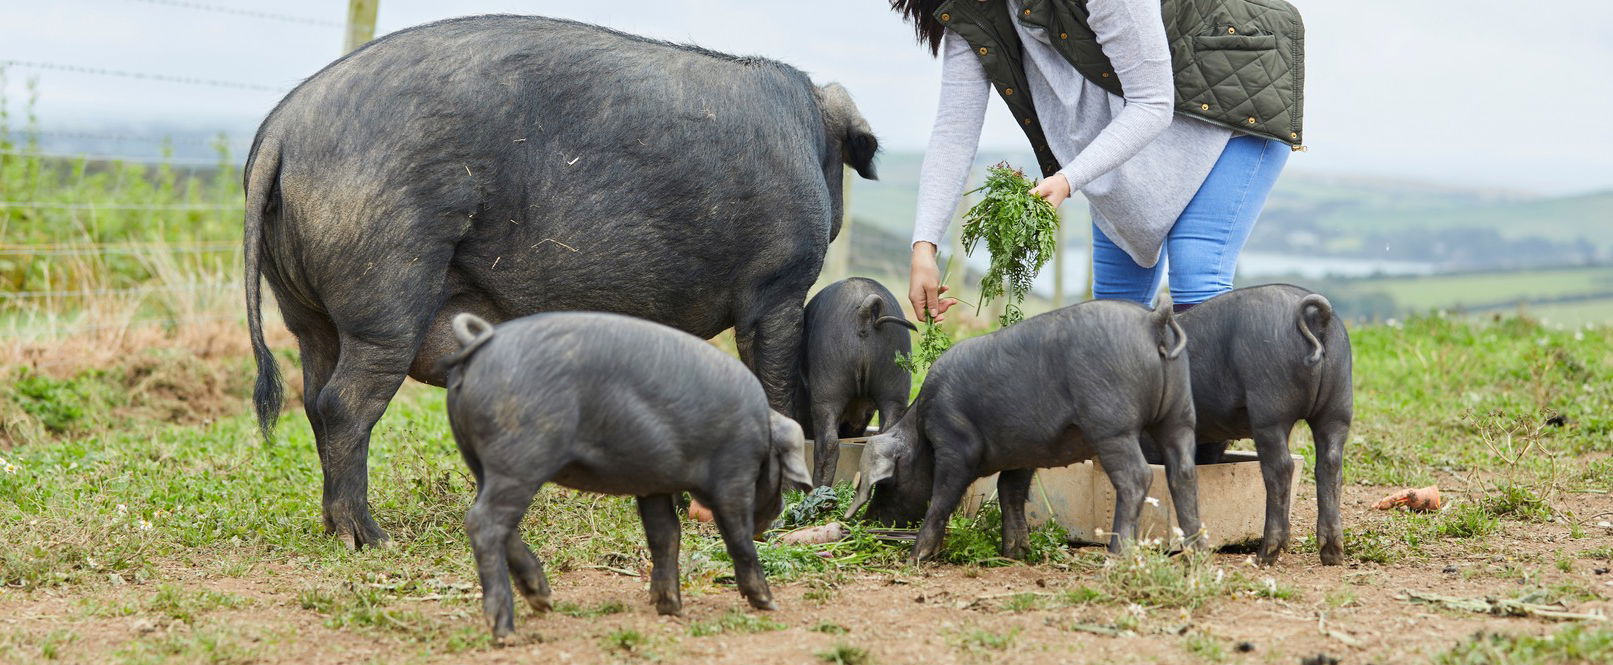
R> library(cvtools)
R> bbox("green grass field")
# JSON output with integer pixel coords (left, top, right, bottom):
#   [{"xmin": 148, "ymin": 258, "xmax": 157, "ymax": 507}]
[{"xmin": 4, "ymin": 315, "xmax": 1612, "ymax": 663}]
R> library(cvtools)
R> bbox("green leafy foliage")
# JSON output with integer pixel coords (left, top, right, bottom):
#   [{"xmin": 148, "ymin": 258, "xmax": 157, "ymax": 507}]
[
  {"xmin": 894, "ymin": 315, "xmax": 952, "ymax": 374},
  {"xmin": 960, "ymin": 163, "xmax": 1060, "ymax": 326}
]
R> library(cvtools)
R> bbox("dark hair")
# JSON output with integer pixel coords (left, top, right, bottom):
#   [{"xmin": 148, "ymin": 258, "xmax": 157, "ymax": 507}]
[{"xmin": 891, "ymin": 0, "xmax": 947, "ymax": 56}]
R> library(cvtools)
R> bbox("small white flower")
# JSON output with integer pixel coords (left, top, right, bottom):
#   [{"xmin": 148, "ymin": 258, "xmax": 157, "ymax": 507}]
[
  {"xmin": 2, "ymin": 463, "xmax": 16, "ymax": 475},
  {"xmin": 1094, "ymin": 528, "xmax": 1107, "ymax": 537},
  {"xmin": 1575, "ymin": 331, "xmax": 1585, "ymax": 341},
  {"xmin": 1171, "ymin": 526, "xmax": 1185, "ymax": 539},
  {"xmin": 138, "ymin": 519, "xmax": 153, "ymax": 531},
  {"xmin": 1144, "ymin": 496, "xmax": 1161, "ymax": 507},
  {"xmin": 1263, "ymin": 577, "xmax": 1277, "ymax": 594},
  {"xmin": 1244, "ymin": 556, "xmax": 1257, "ymax": 567},
  {"xmin": 116, "ymin": 504, "xmax": 128, "ymax": 514}
]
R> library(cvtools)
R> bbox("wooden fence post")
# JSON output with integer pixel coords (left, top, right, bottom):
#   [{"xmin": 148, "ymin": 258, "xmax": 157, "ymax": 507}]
[{"xmin": 344, "ymin": 0, "xmax": 379, "ymax": 54}]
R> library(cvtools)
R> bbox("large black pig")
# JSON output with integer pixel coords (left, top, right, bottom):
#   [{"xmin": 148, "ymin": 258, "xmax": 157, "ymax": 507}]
[{"xmin": 242, "ymin": 15, "xmax": 878, "ymax": 548}]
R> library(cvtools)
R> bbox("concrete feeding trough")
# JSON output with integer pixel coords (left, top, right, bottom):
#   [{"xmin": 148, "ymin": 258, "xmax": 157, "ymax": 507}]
[
  {"xmin": 804, "ymin": 439, "xmax": 1299, "ymax": 551},
  {"xmin": 801, "ymin": 436, "xmax": 874, "ymax": 487},
  {"xmin": 958, "ymin": 451, "xmax": 1301, "ymax": 550}
]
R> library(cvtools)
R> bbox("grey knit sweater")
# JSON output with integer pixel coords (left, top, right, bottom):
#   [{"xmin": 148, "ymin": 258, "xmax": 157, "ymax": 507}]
[{"xmin": 912, "ymin": 0, "xmax": 1232, "ymax": 268}]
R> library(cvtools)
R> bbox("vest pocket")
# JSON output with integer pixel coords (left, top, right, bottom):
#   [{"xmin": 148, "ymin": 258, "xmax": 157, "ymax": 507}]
[{"xmin": 1192, "ymin": 34, "xmax": 1278, "ymax": 51}]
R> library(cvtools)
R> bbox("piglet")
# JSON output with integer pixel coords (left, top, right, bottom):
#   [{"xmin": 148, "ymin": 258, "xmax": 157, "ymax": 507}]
[
  {"xmin": 439, "ymin": 312, "xmax": 813, "ymax": 639},
  {"xmin": 1142, "ymin": 284, "xmax": 1352, "ymax": 565},
  {"xmin": 799, "ymin": 277, "xmax": 916, "ymax": 486},
  {"xmin": 844, "ymin": 297, "xmax": 1200, "ymax": 562}
]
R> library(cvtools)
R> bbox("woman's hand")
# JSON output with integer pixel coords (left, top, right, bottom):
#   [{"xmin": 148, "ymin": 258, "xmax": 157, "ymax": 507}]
[
  {"xmin": 909, "ymin": 241, "xmax": 959, "ymax": 323},
  {"xmin": 1028, "ymin": 173, "xmax": 1071, "ymax": 209}
]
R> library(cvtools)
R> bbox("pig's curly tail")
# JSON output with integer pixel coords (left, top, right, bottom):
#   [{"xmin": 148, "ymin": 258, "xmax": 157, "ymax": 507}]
[
  {"xmin": 1296, "ymin": 294, "xmax": 1333, "ymax": 365},
  {"xmin": 436, "ymin": 313, "xmax": 496, "ymax": 375}
]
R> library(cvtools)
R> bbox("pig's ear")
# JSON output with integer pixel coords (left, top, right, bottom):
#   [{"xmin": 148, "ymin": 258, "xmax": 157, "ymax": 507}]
[
  {"xmin": 844, "ymin": 432, "xmax": 909, "ymax": 520},
  {"xmin": 857, "ymin": 293, "xmax": 883, "ymax": 336},
  {"xmin": 768, "ymin": 411, "xmax": 813, "ymax": 492}
]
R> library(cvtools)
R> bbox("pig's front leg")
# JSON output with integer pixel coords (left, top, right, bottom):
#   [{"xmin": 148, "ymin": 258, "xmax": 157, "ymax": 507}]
[
  {"xmin": 1093, "ymin": 435, "xmax": 1151, "ymax": 553},
  {"xmin": 996, "ymin": 469, "xmax": 1035, "ymax": 560},
  {"xmin": 636, "ymin": 494, "xmax": 683, "ymax": 615},
  {"xmin": 1252, "ymin": 421, "xmax": 1297, "ymax": 565}
]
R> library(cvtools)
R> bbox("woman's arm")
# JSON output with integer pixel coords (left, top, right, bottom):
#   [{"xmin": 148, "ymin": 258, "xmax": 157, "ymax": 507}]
[
  {"xmin": 1038, "ymin": 0, "xmax": 1176, "ymax": 203},
  {"xmin": 910, "ymin": 31, "xmax": 989, "ymax": 320}
]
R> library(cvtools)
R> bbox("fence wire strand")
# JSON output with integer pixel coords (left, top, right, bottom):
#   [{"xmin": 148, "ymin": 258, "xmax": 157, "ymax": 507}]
[
  {"xmin": 124, "ymin": 0, "xmax": 343, "ymax": 28},
  {"xmin": 0, "ymin": 59, "xmax": 290, "ymax": 93},
  {"xmin": 0, "ymin": 201, "xmax": 239, "ymax": 211},
  {"xmin": 0, "ymin": 148, "xmax": 232, "ymax": 166}
]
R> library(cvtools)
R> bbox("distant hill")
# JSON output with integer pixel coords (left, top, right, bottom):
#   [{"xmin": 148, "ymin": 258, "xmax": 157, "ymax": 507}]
[{"xmin": 850, "ymin": 150, "xmax": 1612, "ymax": 273}]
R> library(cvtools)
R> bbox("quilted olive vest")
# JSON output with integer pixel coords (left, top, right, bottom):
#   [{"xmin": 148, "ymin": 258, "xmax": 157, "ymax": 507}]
[{"xmin": 935, "ymin": 0, "xmax": 1306, "ymax": 177}]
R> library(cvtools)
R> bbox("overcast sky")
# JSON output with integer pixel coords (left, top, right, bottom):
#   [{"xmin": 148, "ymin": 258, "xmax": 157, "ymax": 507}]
[{"xmin": 2, "ymin": 0, "xmax": 1611, "ymax": 194}]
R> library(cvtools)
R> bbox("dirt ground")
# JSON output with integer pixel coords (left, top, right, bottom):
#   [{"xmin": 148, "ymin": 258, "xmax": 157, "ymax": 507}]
[{"xmin": 5, "ymin": 481, "xmax": 1610, "ymax": 665}]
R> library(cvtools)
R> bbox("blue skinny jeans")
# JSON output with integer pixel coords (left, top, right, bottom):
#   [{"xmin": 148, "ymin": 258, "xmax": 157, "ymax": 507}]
[{"xmin": 1091, "ymin": 135, "xmax": 1289, "ymax": 305}]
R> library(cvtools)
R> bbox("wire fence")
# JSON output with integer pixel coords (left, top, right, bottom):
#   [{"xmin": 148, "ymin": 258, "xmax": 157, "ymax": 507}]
[
  {"xmin": 0, "ymin": 59, "xmax": 291, "ymax": 93},
  {"xmin": 124, "ymin": 0, "xmax": 343, "ymax": 28},
  {"xmin": 0, "ymin": 1, "xmax": 280, "ymax": 342}
]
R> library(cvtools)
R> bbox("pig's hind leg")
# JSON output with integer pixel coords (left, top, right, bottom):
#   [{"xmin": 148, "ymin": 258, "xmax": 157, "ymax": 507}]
[
  {"xmin": 1310, "ymin": 415, "xmax": 1349, "ymax": 565},
  {"xmin": 1147, "ymin": 420, "xmax": 1203, "ymax": 550},
  {"xmin": 811, "ymin": 402, "xmax": 845, "ymax": 488},
  {"xmin": 636, "ymin": 494, "xmax": 684, "ymax": 615},
  {"xmin": 996, "ymin": 469, "xmax": 1035, "ymax": 560},
  {"xmin": 1250, "ymin": 420, "xmax": 1298, "ymax": 565},
  {"xmin": 702, "ymin": 489, "xmax": 778, "ymax": 611},
  {"xmin": 464, "ymin": 471, "xmax": 547, "ymax": 639},
  {"xmin": 505, "ymin": 535, "xmax": 552, "ymax": 613},
  {"xmin": 1093, "ymin": 434, "xmax": 1152, "ymax": 553}
]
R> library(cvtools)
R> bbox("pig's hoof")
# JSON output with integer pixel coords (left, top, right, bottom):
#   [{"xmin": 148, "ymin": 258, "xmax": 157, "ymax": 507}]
[
  {"xmin": 325, "ymin": 513, "xmax": 391, "ymax": 551},
  {"xmin": 1319, "ymin": 544, "xmax": 1345, "ymax": 566},
  {"xmin": 524, "ymin": 595, "xmax": 553, "ymax": 612},
  {"xmin": 747, "ymin": 597, "xmax": 778, "ymax": 612},
  {"xmin": 1000, "ymin": 544, "xmax": 1030, "ymax": 560},
  {"xmin": 654, "ymin": 600, "xmax": 682, "ymax": 616}
]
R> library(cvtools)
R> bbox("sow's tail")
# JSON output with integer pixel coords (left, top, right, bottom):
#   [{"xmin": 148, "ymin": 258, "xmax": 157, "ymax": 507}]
[
  {"xmin": 244, "ymin": 136, "xmax": 282, "ymax": 441},
  {"xmin": 1296, "ymin": 293, "xmax": 1334, "ymax": 365},
  {"xmin": 436, "ymin": 313, "xmax": 496, "ymax": 376},
  {"xmin": 1151, "ymin": 292, "xmax": 1187, "ymax": 360},
  {"xmin": 859, "ymin": 293, "xmax": 917, "ymax": 333}
]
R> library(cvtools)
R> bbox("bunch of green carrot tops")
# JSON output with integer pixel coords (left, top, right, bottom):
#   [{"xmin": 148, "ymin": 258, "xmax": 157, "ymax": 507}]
[{"xmin": 896, "ymin": 163, "xmax": 1060, "ymax": 373}]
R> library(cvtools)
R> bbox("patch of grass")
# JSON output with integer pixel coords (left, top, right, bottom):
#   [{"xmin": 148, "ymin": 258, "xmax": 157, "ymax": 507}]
[
  {"xmin": 1438, "ymin": 502, "xmax": 1502, "ymax": 539},
  {"xmin": 1434, "ymin": 626, "xmax": 1613, "ymax": 665},
  {"xmin": 38, "ymin": 629, "xmax": 75, "ymax": 661},
  {"xmin": 146, "ymin": 584, "xmax": 247, "ymax": 624},
  {"xmin": 1324, "ymin": 589, "xmax": 1358, "ymax": 608},
  {"xmin": 952, "ymin": 626, "xmax": 1019, "ymax": 653},
  {"xmin": 600, "ymin": 628, "xmax": 652, "ymax": 657},
  {"xmin": 1580, "ymin": 546, "xmax": 1613, "ymax": 560},
  {"xmin": 555, "ymin": 599, "xmax": 627, "ymax": 618},
  {"xmin": 935, "ymin": 501, "xmax": 1072, "ymax": 566},
  {"xmin": 297, "ymin": 586, "xmax": 428, "ymax": 636},
  {"xmin": 1341, "ymin": 500, "xmax": 1504, "ymax": 564},
  {"xmin": 687, "ymin": 609, "xmax": 786, "ymax": 637},
  {"xmin": 817, "ymin": 643, "xmax": 873, "ymax": 665},
  {"xmin": 1184, "ymin": 633, "xmax": 1227, "ymax": 662},
  {"xmin": 1000, "ymin": 592, "xmax": 1047, "ymax": 612},
  {"xmin": 811, "ymin": 622, "xmax": 850, "ymax": 635},
  {"xmin": 1483, "ymin": 483, "xmax": 1555, "ymax": 522},
  {"xmin": 113, "ymin": 628, "xmax": 256, "ymax": 665}
]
